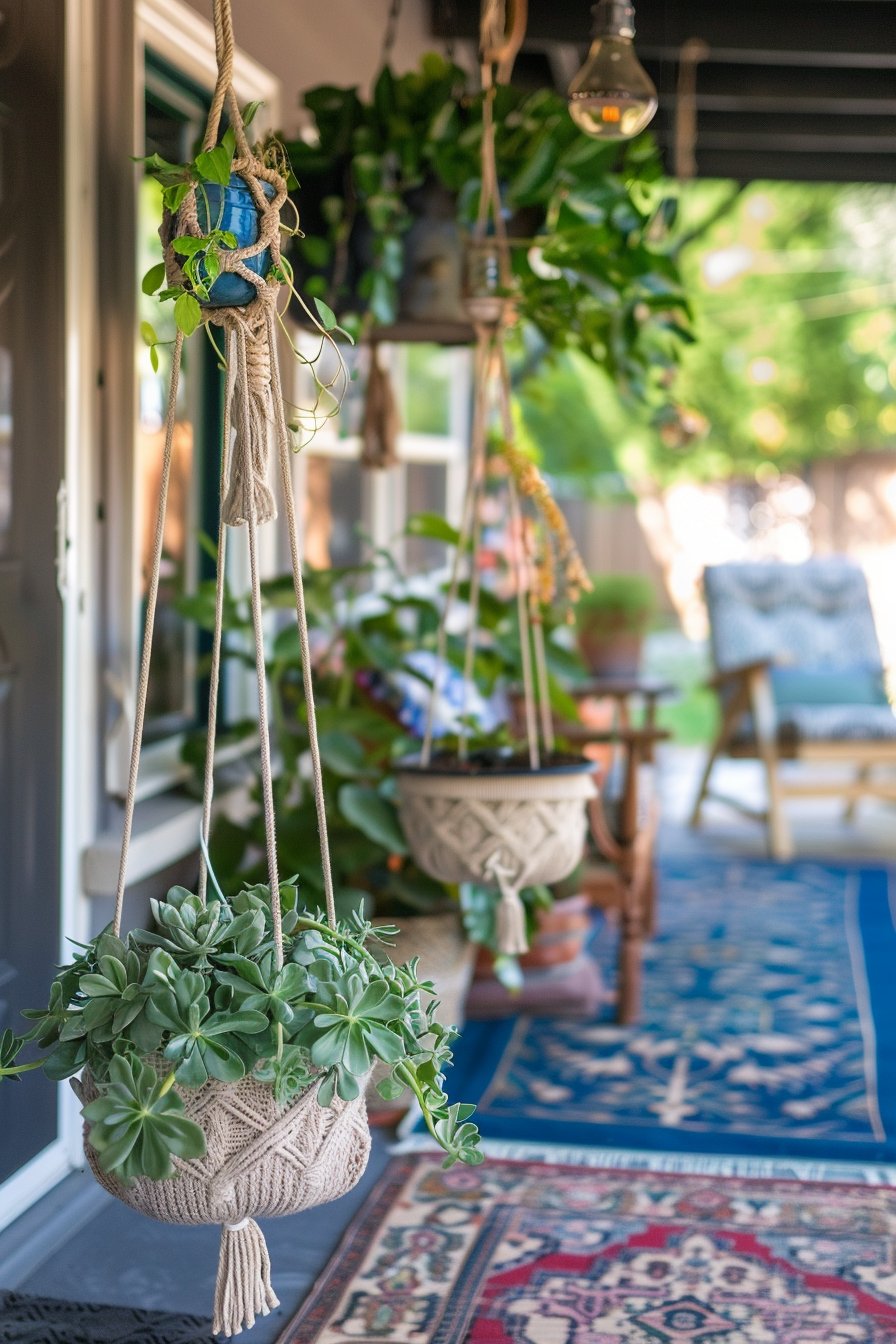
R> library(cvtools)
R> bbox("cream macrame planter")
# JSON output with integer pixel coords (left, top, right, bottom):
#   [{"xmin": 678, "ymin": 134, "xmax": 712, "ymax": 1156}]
[
  {"xmin": 397, "ymin": 766, "xmax": 596, "ymax": 955},
  {"xmin": 405, "ymin": 2, "xmax": 595, "ymax": 958},
  {"xmin": 82, "ymin": 2, "xmax": 370, "ymax": 1335},
  {"xmin": 74, "ymin": 1069, "xmax": 370, "ymax": 1332}
]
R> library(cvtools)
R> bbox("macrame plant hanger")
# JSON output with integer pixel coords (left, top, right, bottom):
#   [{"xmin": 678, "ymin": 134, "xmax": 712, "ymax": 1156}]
[
  {"xmin": 92, "ymin": 1, "xmax": 369, "ymax": 1334},
  {"xmin": 397, "ymin": 0, "xmax": 596, "ymax": 958}
]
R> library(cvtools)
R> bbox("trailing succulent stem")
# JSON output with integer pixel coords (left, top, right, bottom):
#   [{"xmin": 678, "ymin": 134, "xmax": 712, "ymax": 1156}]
[{"xmin": 19, "ymin": 884, "xmax": 481, "ymax": 1181}]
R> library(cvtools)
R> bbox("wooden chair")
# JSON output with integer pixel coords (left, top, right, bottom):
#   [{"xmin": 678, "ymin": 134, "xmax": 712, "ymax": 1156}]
[
  {"xmin": 692, "ymin": 557, "xmax": 896, "ymax": 860},
  {"xmin": 563, "ymin": 723, "xmax": 667, "ymax": 1024}
]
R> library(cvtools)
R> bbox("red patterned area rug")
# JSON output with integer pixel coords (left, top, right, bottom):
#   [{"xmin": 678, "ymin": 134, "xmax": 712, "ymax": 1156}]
[{"xmin": 279, "ymin": 1154, "xmax": 896, "ymax": 1344}]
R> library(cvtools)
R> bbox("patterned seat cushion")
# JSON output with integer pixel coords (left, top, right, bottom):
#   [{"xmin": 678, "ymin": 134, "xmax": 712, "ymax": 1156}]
[
  {"xmin": 704, "ymin": 558, "xmax": 896, "ymax": 744},
  {"xmin": 777, "ymin": 703, "xmax": 896, "ymax": 741},
  {"xmin": 704, "ymin": 558, "xmax": 883, "ymax": 673}
]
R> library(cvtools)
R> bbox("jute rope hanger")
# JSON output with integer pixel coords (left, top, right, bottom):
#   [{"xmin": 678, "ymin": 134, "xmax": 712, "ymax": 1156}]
[
  {"xmin": 113, "ymin": 0, "xmax": 338, "ymax": 945},
  {"xmin": 103, "ymin": 1, "xmax": 371, "ymax": 1334},
  {"xmin": 419, "ymin": 0, "xmax": 547, "ymax": 775}
]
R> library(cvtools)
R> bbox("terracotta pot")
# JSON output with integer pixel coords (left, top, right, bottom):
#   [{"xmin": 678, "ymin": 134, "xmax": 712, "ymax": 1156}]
[
  {"xmin": 367, "ymin": 910, "xmax": 474, "ymax": 1119},
  {"xmin": 577, "ymin": 629, "xmax": 643, "ymax": 677},
  {"xmin": 474, "ymin": 894, "xmax": 592, "ymax": 976}
]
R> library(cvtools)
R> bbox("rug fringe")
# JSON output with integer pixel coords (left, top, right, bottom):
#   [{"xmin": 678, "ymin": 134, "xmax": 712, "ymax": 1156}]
[{"xmin": 390, "ymin": 1132, "xmax": 896, "ymax": 1186}]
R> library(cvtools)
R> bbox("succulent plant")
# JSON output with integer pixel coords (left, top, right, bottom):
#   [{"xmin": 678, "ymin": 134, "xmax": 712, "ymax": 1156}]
[
  {"xmin": 18, "ymin": 882, "xmax": 482, "ymax": 1181},
  {"xmin": 81, "ymin": 1054, "xmax": 206, "ymax": 1183}
]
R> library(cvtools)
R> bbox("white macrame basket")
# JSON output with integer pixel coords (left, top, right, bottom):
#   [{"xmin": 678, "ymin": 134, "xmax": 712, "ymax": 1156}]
[
  {"xmin": 87, "ymin": 4, "xmax": 373, "ymax": 1331},
  {"xmin": 74, "ymin": 1068, "xmax": 370, "ymax": 1334},
  {"xmin": 396, "ymin": 763, "xmax": 596, "ymax": 954}
]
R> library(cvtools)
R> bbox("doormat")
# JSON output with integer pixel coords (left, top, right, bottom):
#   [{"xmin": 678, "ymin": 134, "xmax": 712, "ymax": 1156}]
[
  {"xmin": 414, "ymin": 861, "xmax": 896, "ymax": 1169},
  {"xmin": 280, "ymin": 1152, "xmax": 896, "ymax": 1343},
  {"xmin": 0, "ymin": 1291, "xmax": 213, "ymax": 1343}
]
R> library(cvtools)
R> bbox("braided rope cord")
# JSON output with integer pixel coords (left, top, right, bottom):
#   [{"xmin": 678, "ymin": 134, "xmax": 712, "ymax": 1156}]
[
  {"xmin": 420, "ymin": 0, "xmax": 555, "ymax": 771},
  {"xmin": 114, "ymin": 0, "xmax": 338, "ymax": 947}
]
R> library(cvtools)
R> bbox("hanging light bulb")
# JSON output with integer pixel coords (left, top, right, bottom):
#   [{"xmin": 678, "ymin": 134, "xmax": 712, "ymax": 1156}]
[{"xmin": 568, "ymin": 0, "xmax": 658, "ymax": 140}]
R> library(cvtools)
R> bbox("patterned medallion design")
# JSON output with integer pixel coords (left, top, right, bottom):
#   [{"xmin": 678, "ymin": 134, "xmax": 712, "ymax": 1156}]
[{"xmin": 284, "ymin": 1156, "xmax": 896, "ymax": 1343}]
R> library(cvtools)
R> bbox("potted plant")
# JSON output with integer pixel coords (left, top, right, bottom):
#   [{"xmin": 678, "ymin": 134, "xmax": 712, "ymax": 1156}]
[
  {"xmin": 179, "ymin": 549, "xmax": 482, "ymax": 1105},
  {"xmin": 576, "ymin": 572, "xmax": 657, "ymax": 676},
  {"xmin": 284, "ymin": 57, "xmax": 692, "ymax": 398},
  {"xmin": 24, "ymin": 33, "xmax": 481, "ymax": 1327}
]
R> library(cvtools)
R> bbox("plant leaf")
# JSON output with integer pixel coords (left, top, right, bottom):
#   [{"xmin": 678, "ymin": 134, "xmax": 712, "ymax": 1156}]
[
  {"xmin": 338, "ymin": 785, "xmax": 407, "ymax": 855},
  {"xmin": 195, "ymin": 143, "xmax": 233, "ymax": 187},
  {"xmin": 314, "ymin": 297, "xmax": 338, "ymax": 331},
  {"xmin": 142, "ymin": 263, "xmax": 167, "ymax": 296},
  {"xmin": 173, "ymin": 292, "xmax": 201, "ymax": 337}
]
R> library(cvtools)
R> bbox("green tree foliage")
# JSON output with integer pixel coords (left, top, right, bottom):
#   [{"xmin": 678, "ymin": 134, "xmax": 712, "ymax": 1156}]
[
  {"xmin": 285, "ymin": 55, "xmax": 690, "ymax": 396},
  {"xmin": 516, "ymin": 180, "xmax": 896, "ymax": 488}
]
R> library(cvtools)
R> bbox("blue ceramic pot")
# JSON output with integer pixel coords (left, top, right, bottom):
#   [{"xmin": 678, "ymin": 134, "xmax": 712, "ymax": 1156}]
[{"xmin": 195, "ymin": 173, "xmax": 275, "ymax": 307}]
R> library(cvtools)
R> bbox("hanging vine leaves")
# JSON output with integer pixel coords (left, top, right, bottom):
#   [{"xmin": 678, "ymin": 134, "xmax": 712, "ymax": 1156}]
[{"xmin": 284, "ymin": 54, "xmax": 692, "ymax": 397}]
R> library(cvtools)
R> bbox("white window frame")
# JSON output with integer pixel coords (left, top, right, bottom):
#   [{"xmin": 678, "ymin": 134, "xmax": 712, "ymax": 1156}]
[{"xmin": 293, "ymin": 339, "xmax": 472, "ymax": 564}]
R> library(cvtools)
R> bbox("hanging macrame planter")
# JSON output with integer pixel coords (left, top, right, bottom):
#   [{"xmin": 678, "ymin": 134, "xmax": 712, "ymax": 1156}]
[
  {"xmin": 396, "ymin": 0, "xmax": 595, "ymax": 958},
  {"xmin": 79, "ymin": 6, "xmax": 370, "ymax": 1335},
  {"xmin": 6, "ymin": 4, "xmax": 485, "ymax": 1329},
  {"xmin": 397, "ymin": 762, "xmax": 596, "ymax": 956}
]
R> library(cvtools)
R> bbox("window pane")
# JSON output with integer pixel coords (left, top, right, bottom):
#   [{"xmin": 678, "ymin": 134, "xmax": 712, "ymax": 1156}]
[
  {"xmin": 137, "ymin": 173, "xmax": 197, "ymax": 738},
  {"xmin": 304, "ymin": 455, "xmax": 364, "ymax": 568},
  {"xmin": 406, "ymin": 462, "xmax": 448, "ymax": 572},
  {"xmin": 402, "ymin": 344, "xmax": 453, "ymax": 435}
]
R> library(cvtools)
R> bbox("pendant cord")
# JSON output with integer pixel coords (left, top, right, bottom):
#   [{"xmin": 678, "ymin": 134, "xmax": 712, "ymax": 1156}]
[
  {"xmin": 247, "ymin": 503, "xmax": 283, "ymax": 965},
  {"xmin": 113, "ymin": 331, "xmax": 184, "ymax": 936},
  {"xmin": 269, "ymin": 305, "xmax": 338, "ymax": 930},
  {"xmin": 198, "ymin": 329, "xmax": 236, "ymax": 904}
]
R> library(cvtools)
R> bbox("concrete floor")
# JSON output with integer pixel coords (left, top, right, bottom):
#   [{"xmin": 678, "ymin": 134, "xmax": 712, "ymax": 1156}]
[
  {"xmin": 3, "ymin": 744, "xmax": 895, "ymax": 1334},
  {"xmin": 0, "ymin": 1131, "xmax": 394, "ymax": 1341},
  {"xmin": 659, "ymin": 743, "xmax": 896, "ymax": 863}
]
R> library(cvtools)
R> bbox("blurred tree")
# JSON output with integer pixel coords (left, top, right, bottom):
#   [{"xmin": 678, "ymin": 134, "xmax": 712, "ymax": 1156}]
[{"xmin": 516, "ymin": 179, "xmax": 896, "ymax": 488}]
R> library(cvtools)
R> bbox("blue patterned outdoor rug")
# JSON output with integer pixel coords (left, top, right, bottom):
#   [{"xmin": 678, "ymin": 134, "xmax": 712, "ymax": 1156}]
[{"xmin": 436, "ymin": 861, "xmax": 896, "ymax": 1165}]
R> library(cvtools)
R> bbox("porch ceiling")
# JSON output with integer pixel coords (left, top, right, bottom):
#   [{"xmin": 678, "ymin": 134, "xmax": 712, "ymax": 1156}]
[{"xmin": 428, "ymin": 1, "xmax": 896, "ymax": 183}]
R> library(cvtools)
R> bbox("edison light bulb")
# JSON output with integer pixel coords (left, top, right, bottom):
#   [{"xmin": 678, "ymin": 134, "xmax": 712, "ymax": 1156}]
[{"xmin": 568, "ymin": 0, "xmax": 657, "ymax": 140}]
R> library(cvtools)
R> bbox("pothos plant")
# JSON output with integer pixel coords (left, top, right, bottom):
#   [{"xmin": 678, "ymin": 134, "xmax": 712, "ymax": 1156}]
[
  {"xmin": 285, "ymin": 55, "xmax": 692, "ymax": 398},
  {"xmin": 137, "ymin": 102, "xmax": 354, "ymax": 448},
  {"xmin": 3, "ymin": 879, "xmax": 481, "ymax": 1182}
]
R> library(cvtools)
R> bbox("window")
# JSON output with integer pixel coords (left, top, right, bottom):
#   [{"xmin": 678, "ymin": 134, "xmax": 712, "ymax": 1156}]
[{"xmin": 298, "ymin": 342, "xmax": 471, "ymax": 571}]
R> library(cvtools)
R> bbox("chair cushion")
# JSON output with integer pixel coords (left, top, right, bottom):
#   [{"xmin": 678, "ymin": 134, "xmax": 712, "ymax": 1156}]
[
  {"xmin": 704, "ymin": 558, "xmax": 883, "ymax": 674},
  {"xmin": 771, "ymin": 666, "xmax": 888, "ymax": 707},
  {"xmin": 777, "ymin": 703, "xmax": 896, "ymax": 741}
]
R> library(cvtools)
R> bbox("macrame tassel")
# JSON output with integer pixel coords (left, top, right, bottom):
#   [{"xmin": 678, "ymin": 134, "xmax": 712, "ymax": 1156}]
[
  {"xmin": 485, "ymin": 852, "xmax": 529, "ymax": 955},
  {"xmin": 222, "ymin": 321, "xmax": 277, "ymax": 527},
  {"xmin": 360, "ymin": 349, "xmax": 400, "ymax": 469},
  {"xmin": 213, "ymin": 1218, "xmax": 279, "ymax": 1337}
]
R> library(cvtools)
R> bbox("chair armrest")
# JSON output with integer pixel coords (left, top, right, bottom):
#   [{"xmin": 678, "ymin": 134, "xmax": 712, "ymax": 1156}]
[
  {"xmin": 706, "ymin": 658, "xmax": 773, "ymax": 692},
  {"xmin": 559, "ymin": 725, "xmax": 672, "ymax": 748}
]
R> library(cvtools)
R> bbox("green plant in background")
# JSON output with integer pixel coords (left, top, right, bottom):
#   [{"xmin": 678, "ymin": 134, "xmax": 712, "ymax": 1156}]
[
  {"xmin": 514, "ymin": 180, "xmax": 896, "ymax": 491},
  {"xmin": 181, "ymin": 517, "xmax": 585, "ymax": 924},
  {"xmin": 285, "ymin": 55, "xmax": 691, "ymax": 398},
  {"xmin": 576, "ymin": 573, "xmax": 656, "ymax": 638},
  {"xmin": 16, "ymin": 887, "xmax": 483, "ymax": 1177},
  {"xmin": 459, "ymin": 883, "xmax": 553, "ymax": 990}
]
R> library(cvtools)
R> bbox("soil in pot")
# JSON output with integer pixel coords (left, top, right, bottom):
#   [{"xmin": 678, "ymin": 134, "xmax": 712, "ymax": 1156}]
[{"xmin": 398, "ymin": 749, "xmax": 594, "ymax": 776}]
